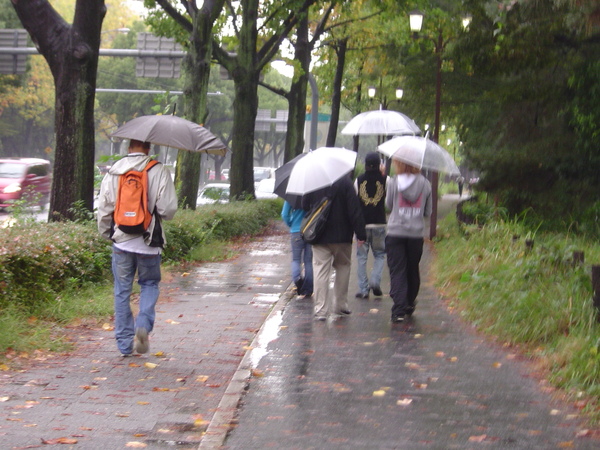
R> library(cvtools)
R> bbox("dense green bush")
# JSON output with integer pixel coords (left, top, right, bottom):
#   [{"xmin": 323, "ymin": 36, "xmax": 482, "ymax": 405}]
[{"xmin": 0, "ymin": 222, "xmax": 111, "ymax": 310}]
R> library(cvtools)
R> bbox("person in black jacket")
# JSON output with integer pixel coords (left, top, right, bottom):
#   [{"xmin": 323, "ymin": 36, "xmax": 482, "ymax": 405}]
[
  {"xmin": 354, "ymin": 152, "xmax": 387, "ymax": 299},
  {"xmin": 302, "ymin": 174, "xmax": 367, "ymax": 321}
]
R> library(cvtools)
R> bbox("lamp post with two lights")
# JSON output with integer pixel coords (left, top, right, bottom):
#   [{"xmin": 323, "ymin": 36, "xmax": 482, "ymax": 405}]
[{"xmin": 407, "ymin": 9, "xmax": 471, "ymax": 238}]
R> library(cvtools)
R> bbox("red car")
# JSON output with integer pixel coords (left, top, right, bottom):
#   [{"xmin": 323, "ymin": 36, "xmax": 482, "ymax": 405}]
[{"xmin": 0, "ymin": 158, "xmax": 52, "ymax": 209}]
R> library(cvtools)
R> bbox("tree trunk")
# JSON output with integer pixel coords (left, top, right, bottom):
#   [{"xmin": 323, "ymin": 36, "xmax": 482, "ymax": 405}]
[
  {"xmin": 326, "ymin": 37, "xmax": 347, "ymax": 148},
  {"xmin": 11, "ymin": 0, "xmax": 106, "ymax": 221},
  {"xmin": 174, "ymin": 7, "xmax": 214, "ymax": 210},
  {"xmin": 230, "ymin": 69, "xmax": 259, "ymax": 199},
  {"xmin": 284, "ymin": 15, "xmax": 310, "ymax": 164}
]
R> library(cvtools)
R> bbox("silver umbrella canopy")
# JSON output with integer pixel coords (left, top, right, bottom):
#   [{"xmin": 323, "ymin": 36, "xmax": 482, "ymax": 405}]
[
  {"xmin": 111, "ymin": 115, "xmax": 228, "ymax": 156},
  {"xmin": 341, "ymin": 109, "xmax": 421, "ymax": 136}
]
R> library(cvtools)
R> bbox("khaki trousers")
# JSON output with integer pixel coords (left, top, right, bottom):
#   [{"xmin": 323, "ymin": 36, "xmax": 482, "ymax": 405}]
[{"xmin": 312, "ymin": 243, "xmax": 352, "ymax": 317}]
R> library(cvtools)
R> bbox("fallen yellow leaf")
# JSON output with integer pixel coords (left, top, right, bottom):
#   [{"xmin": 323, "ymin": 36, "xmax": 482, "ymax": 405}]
[
  {"xmin": 137, "ymin": 401, "xmax": 150, "ymax": 405},
  {"xmin": 102, "ymin": 323, "xmax": 114, "ymax": 331},
  {"xmin": 0, "ymin": 364, "xmax": 9, "ymax": 371},
  {"xmin": 154, "ymin": 351, "xmax": 164, "ymax": 357},
  {"xmin": 373, "ymin": 390, "xmax": 386, "ymax": 397},
  {"xmin": 144, "ymin": 362, "xmax": 158, "ymax": 369},
  {"xmin": 492, "ymin": 362, "xmax": 502, "ymax": 368},
  {"xmin": 468, "ymin": 435, "xmax": 487, "ymax": 443},
  {"xmin": 196, "ymin": 375, "xmax": 209, "ymax": 383},
  {"xmin": 181, "ymin": 272, "xmax": 190, "ymax": 277}
]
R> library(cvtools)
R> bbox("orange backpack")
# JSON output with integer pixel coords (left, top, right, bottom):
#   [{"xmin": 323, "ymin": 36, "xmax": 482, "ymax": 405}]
[{"xmin": 114, "ymin": 159, "xmax": 160, "ymax": 234}]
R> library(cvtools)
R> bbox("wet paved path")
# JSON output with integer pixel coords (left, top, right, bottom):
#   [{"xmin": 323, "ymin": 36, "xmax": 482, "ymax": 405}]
[
  {"xmin": 0, "ymin": 196, "xmax": 597, "ymax": 449},
  {"xmin": 0, "ymin": 225, "xmax": 290, "ymax": 449},
  {"xmin": 222, "ymin": 196, "xmax": 598, "ymax": 449}
]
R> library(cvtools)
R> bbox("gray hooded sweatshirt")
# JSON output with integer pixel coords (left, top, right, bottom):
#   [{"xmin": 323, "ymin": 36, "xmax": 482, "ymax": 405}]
[
  {"xmin": 385, "ymin": 173, "xmax": 432, "ymax": 238},
  {"xmin": 97, "ymin": 154, "xmax": 177, "ymax": 248}
]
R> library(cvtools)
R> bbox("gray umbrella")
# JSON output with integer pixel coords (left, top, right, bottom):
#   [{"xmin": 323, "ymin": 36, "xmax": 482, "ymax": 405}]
[{"xmin": 110, "ymin": 115, "xmax": 228, "ymax": 156}]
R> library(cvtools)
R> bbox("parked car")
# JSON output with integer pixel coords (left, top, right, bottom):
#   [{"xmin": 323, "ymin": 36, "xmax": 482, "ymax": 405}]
[
  {"xmin": 0, "ymin": 158, "xmax": 52, "ymax": 209},
  {"xmin": 196, "ymin": 183, "xmax": 230, "ymax": 206},
  {"xmin": 255, "ymin": 178, "xmax": 278, "ymax": 200},
  {"xmin": 253, "ymin": 167, "xmax": 274, "ymax": 183}
]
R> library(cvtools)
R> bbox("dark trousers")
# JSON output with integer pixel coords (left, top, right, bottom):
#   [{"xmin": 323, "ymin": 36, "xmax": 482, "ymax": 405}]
[{"xmin": 385, "ymin": 236, "xmax": 424, "ymax": 317}]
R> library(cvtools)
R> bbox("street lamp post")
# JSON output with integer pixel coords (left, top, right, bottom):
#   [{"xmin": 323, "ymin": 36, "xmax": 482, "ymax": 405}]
[{"xmin": 408, "ymin": 9, "xmax": 470, "ymax": 239}]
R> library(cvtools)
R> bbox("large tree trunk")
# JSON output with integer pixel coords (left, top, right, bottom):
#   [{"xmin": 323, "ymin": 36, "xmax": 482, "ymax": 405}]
[
  {"xmin": 284, "ymin": 15, "xmax": 310, "ymax": 163},
  {"xmin": 230, "ymin": 70, "xmax": 259, "ymax": 199},
  {"xmin": 175, "ymin": 8, "xmax": 212, "ymax": 210},
  {"xmin": 326, "ymin": 37, "xmax": 347, "ymax": 148},
  {"xmin": 11, "ymin": 0, "xmax": 105, "ymax": 221}
]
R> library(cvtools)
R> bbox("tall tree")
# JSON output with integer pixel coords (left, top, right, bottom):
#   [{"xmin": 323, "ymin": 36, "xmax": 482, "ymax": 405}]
[
  {"xmin": 212, "ymin": 0, "xmax": 316, "ymax": 199},
  {"xmin": 11, "ymin": 0, "xmax": 106, "ymax": 220},
  {"xmin": 144, "ymin": 0, "xmax": 226, "ymax": 209}
]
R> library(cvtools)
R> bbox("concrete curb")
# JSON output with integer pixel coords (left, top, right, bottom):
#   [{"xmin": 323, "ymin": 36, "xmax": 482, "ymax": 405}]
[{"xmin": 199, "ymin": 285, "xmax": 295, "ymax": 448}]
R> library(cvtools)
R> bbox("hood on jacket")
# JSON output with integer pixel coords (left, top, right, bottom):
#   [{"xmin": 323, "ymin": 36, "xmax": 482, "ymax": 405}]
[
  {"xmin": 398, "ymin": 173, "xmax": 426, "ymax": 203},
  {"xmin": 108, "ymin": 154, "xmax": 153, "ymax": 175}
]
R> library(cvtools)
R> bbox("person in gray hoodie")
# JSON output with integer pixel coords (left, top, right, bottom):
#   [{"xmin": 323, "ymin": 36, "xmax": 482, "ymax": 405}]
[
  {"xmin": 97, "ymin": 140, "xmax": 177, "ymax": 356},
  {"xmin": 385, "ymin": 159, "xmax": 432, "ymax": 323}
]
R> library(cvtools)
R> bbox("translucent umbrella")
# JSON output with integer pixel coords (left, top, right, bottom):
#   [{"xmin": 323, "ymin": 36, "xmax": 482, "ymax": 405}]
[
  {"xmin": 341, "ymin": 109, "xmax": 421, "ymax": 136},
  {"xmin": 285, "ymin": 147, "xmax": 357, "ymax": 195},
  {"xmin": 110, "ymin": 115, "xmax": 228, "ymax": 156},
  {"xmin": 377, "ymin": 135, "xmax": 460, "ymax": 175}
]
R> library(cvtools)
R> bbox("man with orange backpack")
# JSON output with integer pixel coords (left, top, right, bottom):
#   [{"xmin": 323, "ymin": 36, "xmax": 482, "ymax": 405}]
[{"xmin": 98, "ymin": 139, "xmax": 177, "ymax": 357}]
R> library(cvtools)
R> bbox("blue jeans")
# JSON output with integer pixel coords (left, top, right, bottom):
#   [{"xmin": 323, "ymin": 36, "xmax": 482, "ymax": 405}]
[
  {"xmin": 291, "ymin": 232, "xmax": 313, "ymax": 295},
  {"xmin": 356, "ymin": 226, "xmax": 386, "ymax": 295},
  {"xmin": 112, "ymin": 246, "xmax": 162, "ymax": 354}
]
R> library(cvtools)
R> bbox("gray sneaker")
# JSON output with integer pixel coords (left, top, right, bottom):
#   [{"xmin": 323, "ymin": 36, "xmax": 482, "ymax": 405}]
[{"xmin": 134, "ymin": 328, "xmax": 149, "ymax": 354}]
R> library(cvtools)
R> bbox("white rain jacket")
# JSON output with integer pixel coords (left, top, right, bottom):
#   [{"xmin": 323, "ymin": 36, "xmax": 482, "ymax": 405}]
[{"xmin": 97, "ymin": 154, "xmax": 177, "ymax": 248}]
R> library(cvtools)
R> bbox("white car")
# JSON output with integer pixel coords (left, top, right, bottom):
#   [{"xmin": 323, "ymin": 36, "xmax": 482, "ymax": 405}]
[
  {"xmin": 196, "ymin": 183, "xmax": 230, "ymax": 206},
  {"xmin": 255, "ymin": 178, "xmax": 277, "ymax": 200}
]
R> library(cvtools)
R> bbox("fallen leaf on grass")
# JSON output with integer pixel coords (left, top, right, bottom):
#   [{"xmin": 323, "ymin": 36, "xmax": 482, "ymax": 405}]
[
  {"xmin": 41, "ymin": 437, "xmax": 78, "ymax": 444},
  {"xmin": 0, "ymin": 364, "xmax": 9, "ymax": 371}
]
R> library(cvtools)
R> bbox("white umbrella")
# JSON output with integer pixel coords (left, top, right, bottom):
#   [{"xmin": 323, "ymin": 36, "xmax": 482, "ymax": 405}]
[
  {"xmin": 378, "ymin": 135, "xmax": 460, "ymax": 175},
  {"xmin": 111, "ymin": 115, "xmax": 228, "ymax": 156},
  {"xmin": 286, "ymin": 147, "xmax": 357, "ymax": 195},
  {"xmin": 341, "ymin": 109, "xmax": 421, "ymax": 136}
]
